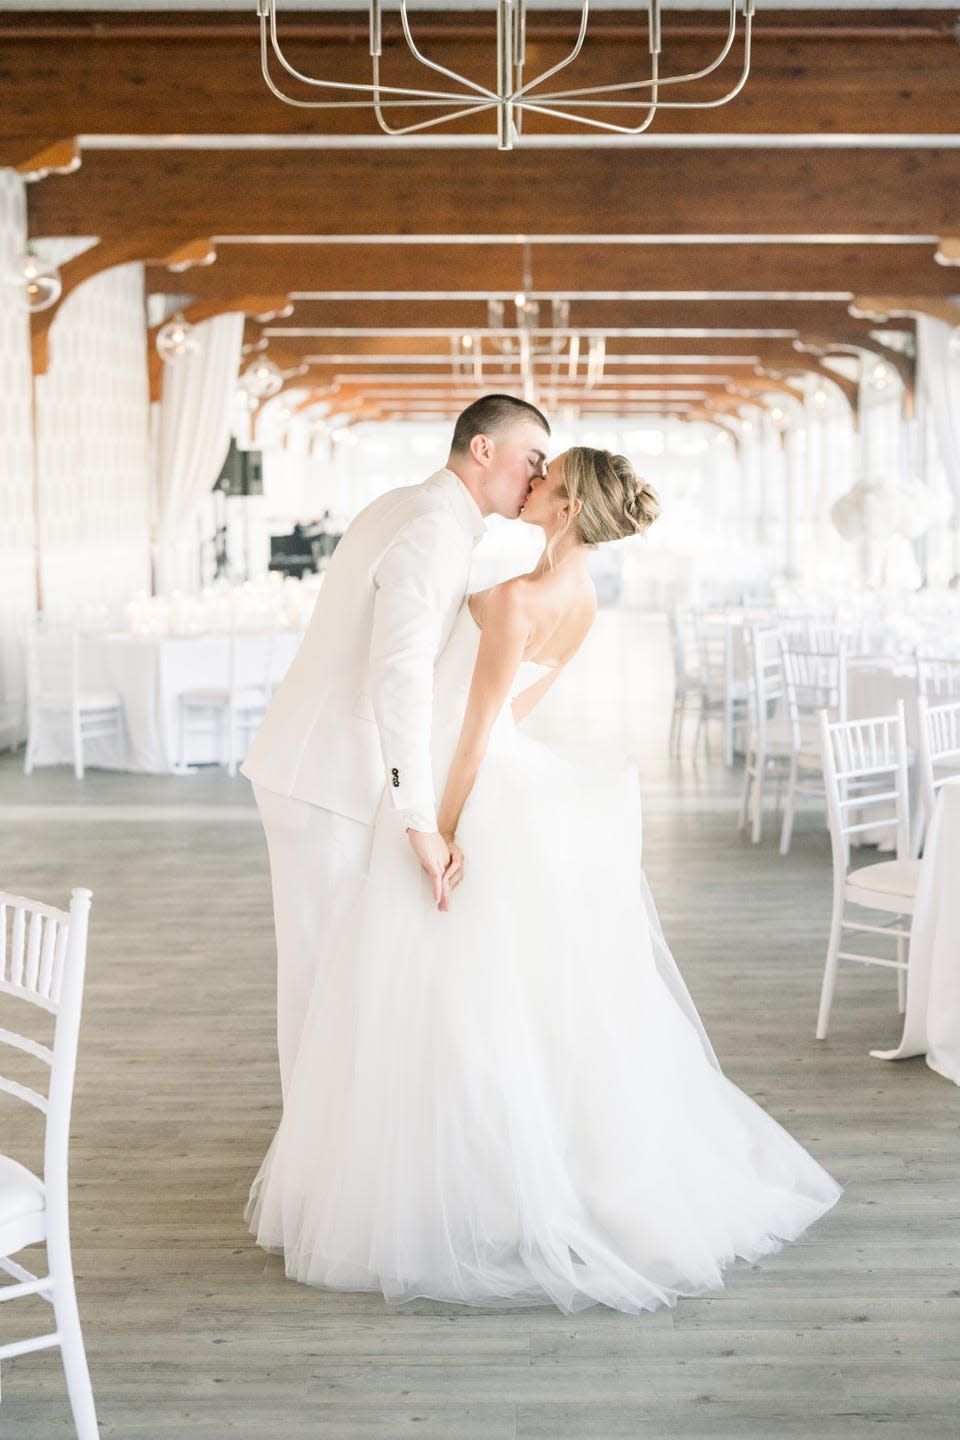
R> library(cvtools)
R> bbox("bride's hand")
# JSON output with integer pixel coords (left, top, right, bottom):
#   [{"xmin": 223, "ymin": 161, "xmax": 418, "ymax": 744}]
[
  {"xmin": 406, "ymin": 829, "xmax": 452, "ymax": 906},
  {"xmin": 438, "ymin": 839, "xmax": 465, "ymax": 913}
]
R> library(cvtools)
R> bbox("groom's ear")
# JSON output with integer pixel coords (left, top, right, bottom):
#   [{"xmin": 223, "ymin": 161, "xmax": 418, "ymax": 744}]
[{"xmin": 470, "ymin": 433, "xmax": 493, "ymax": 467}]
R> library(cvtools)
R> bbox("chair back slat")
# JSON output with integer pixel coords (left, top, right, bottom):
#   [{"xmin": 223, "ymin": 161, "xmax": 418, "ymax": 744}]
[
  {"xmin": 0, "ymin": 1075, "xmax": 48, "ymax": 1114},
  {"xmin": 24, "ymin": 911, "xmax": 43, "ymax": 990},
  {"xmin": 0, "ymin": 1026, "xmax": 54, "ymax": 1066},
  {"xmin": 10, "ymin": 906, "xmax": 26, "ymax": 986},
  {"xmin": 38, "ymin": 915, "xmax": 59, "ymax": 998},
  {"xmin": 51, "ymin": 922, "xmax": 70, "ymax": 1005},
  {"xmin": 0, "ymin": 977, "xmax": 58, "ymax": 1014}
]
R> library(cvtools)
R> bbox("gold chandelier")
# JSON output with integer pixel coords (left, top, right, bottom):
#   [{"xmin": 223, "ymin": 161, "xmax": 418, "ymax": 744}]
[{"xmin": 257, "ymin": 0, "xmax": 757, "ymax": 152}]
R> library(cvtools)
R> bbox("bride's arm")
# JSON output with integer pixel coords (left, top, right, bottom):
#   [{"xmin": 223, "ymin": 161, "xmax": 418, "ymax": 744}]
[{"xmin": 437, "ymin": 583, "xmax": 533, "ymax": 841}]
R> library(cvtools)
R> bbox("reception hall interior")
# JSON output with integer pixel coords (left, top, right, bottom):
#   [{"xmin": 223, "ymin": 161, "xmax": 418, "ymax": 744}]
[{"xmin": 1, "ymin": 0, "xmax": 959, "ymax": 1435}]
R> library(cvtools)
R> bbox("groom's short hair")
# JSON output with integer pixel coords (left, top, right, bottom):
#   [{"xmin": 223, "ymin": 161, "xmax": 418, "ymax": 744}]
[{"xmin": 450, "ymin": 394, "xmax": 550, "ymax": 454}]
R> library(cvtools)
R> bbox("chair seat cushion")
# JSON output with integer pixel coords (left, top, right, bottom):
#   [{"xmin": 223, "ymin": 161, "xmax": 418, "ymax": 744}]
[
  {"xmin": 0, "ymin": 1154, "xmax": 44, "ymax": 1226},
  {"xmin": 847, "ymin": 858, "xmax": 922, "ymax": 899},
  {"xmin": 181, "ymin": 687, "xmax": 268, "ymax": 709},
  {"xmin": 38, "ymin": 690, "xmax": 120, "ymax": 712},
  {"xmin": 79, "ymin": 691, "xmax": 122, "ymax": 712}
]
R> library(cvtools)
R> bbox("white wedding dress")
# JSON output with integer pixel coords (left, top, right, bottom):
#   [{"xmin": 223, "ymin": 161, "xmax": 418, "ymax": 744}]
[{"xmin": 247, "ymin": 601, "xmax": 841, "ymax": 1315}]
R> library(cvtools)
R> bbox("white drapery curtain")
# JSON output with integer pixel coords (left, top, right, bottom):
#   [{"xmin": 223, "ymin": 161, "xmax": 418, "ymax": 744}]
[
  {"xmin": 154, "ymin": 311, "xmax": 244, "ymax": 593},
  {"xmin": 918, "ymin": 315, "xmax": 960, "ymax": 506}
]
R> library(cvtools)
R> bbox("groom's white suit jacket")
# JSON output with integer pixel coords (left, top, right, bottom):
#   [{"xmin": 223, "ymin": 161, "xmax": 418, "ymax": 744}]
[{"xmin": 241, "ymin": 468, "xmax": 485, "ymax": 833}]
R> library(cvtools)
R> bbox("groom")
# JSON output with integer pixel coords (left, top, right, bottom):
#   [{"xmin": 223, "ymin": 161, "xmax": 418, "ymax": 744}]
[{"xmin": 242, "ymin": 393, "xmax": 551, "ymax": 1096}]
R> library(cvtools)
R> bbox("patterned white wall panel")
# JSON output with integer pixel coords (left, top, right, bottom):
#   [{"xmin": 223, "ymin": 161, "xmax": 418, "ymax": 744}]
[
  {"xmin": 36, "ymin": 261, "xmax": 151, "ymax": 621},
  {"xmin": 0, "ymin": 169, "xmax": 36, "ymax": 739}
]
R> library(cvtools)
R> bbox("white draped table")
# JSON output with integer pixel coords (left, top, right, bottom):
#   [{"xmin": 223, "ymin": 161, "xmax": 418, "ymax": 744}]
[
  {"xmin": 847, "ymin": 661, "xmax": 919, "ymax": 739},
  {"xmin": 871, "ymin": 779, "xmax": 960, "ymax": 1084},
  {"xmin": 30, "ymin": 630, "xmax": 299, "ymax": 774}
]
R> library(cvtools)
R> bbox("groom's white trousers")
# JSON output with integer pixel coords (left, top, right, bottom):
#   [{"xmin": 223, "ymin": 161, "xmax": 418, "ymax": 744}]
[{"xmin": 252, "ymin": 784, "xmax": 373, "ymax": 1099}]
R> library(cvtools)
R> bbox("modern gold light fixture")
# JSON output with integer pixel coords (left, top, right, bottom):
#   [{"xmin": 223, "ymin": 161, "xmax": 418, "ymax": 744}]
[{"xmin": 257, "ymin": 0, "xmax": 757, "ymax": 152}]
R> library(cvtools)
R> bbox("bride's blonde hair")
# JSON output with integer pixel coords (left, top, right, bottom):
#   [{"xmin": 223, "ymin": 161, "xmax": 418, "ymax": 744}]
[{"xmin": 548, "ymin": 447, "xmax": 660, "ymax": 561}]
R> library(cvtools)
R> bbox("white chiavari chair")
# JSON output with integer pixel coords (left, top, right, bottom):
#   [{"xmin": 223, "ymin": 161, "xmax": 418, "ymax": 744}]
[
  {"xmin": 807, "ymin": 622, "xmax": 845, "ymax": 655},
  {"xmin": 178, "ymin": 628, "xmax": 277, "ymax": 776},
  {"xmin": 692, "ymin": 611, "xmax": 747, "ymax": 767},
  {"xmin": 0, "ymin": 886, "xmax": 97, "ymax": 1437},
  {"xmin": 739, "ymin": 626, "xmax": 791, "ymax": 844},
  {"xmin": 777, "ymin": 615, "xmax": 814, "ymax": 648},
  {"xmin": 816, "ymin": 703, "xmax": 919, "ymax": 1039},
  {"xmin": 667, "ymin": 606, "xmax": 701, "ymax": 755},
  {"xmin": 916, "ymin": 697, "xmax": 960, "ymax": 850},
  {"xmin": 23, "ymin": 621, "xmax": 123, "ymax": 781},
  {"xmin": 915, "ymin": 653, "xmax": 960, "ymax": 702},
  {"xmin": 779, "ymin": 640, "xmax": 848, "ymax": 856}
]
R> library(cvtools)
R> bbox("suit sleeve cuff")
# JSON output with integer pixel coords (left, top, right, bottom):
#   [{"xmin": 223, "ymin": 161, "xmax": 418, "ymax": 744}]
[{"xmin": 399, "ymin": 808, "xmax": 439, "ymax": 834}]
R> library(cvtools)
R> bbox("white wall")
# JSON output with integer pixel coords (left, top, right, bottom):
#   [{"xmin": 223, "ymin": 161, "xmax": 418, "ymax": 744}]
[
  {"xmin": 0, "ymin": 170, "xmax": 37, "ymax": 740},
  {"xmin": 35, "ymin": 262, "xmax": 151, "ymax": 620}
]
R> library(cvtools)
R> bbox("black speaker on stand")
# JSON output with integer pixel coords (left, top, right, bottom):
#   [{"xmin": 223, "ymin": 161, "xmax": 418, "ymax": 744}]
[{"xmin": 213, "ymin": 439, "xmax": 265, "ymax": 580}]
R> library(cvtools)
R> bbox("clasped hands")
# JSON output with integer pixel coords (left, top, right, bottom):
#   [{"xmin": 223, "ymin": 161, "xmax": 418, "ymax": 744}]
[{"xmin": 407, "ymin": 829, "xmax": 465, "ymax": 912}]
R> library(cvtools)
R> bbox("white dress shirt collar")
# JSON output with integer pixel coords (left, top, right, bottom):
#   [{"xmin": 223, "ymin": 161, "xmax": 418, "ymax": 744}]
[{"xmin": 428, "ymin": 468, "xmax": 487, "ymax": 545}]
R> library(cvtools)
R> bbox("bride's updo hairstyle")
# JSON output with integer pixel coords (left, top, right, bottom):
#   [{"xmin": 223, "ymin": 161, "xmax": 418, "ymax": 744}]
[{"xmin": 557, "ymin": 447, "xmax": 660, "ymax": 549}]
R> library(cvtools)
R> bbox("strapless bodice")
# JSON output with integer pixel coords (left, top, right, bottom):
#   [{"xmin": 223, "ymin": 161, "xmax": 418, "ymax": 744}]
[{"xmin": 434, "ymin": 601, "xmax": 553, "ymax": 718}]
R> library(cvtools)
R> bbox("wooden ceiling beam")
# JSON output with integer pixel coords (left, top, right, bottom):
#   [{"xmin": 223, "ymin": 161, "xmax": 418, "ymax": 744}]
[
  {"xmin": 4, "ymin": 9, "xmax": 960, "ymax": 166},
  {"xmin": 259, "ymin": 298, "xmax": 891, "ymax": 334},
  {"xmin": 28, "ymin": 147, "xmax": 960, "ymax": 245},
  {"xmin": 143, "ymin": 240, "xmax": 959, "ymax": 303},
  {"xmin": 263, "ymin": 331, "xmax": 892, "ymax": 362}
]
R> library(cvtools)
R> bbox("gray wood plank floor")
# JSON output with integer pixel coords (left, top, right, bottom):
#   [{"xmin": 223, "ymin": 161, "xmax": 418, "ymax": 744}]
[{"xmin": 0, "ymin": 612, "xmax": 957, "ymax": 1439}]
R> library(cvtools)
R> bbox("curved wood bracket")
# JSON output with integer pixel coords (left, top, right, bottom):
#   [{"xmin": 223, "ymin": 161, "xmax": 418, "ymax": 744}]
[
  {"xmin": 850, "ymin": 295, "xmax": 960, "ymax": 328},
  {"xmin": 684, "ymin": 407, "xmax": 742, "ymax": 452},
  {"xmin": 29, "ymin": 237, "xmax": 147, "ymax": 375},
  {"xmin": 161, "ymin": 237, "xmax": 218, "ymax": 274},
  {"xmin": 799, "ymin": 324, "xmax": 917, "ymax": 418},
  {"xmin": 758, "ymin": 353, "xmax": 860, "ymax": 420},
  {"xmin": 148, "ymin": 293, "xmax": 293, "ymax": 401},
  {"xmin": 934, "ymin": 238, "xmax": 960, "ymax": 267},
  {"xmin": 16, "ymin": 137, "xmax": 81, "ymax": 182}
]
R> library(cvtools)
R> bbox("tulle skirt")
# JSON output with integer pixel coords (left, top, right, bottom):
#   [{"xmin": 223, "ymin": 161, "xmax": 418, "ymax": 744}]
[{"xmin": 247, "ymin": 727, "xmax": 841, "ymax": 1315}]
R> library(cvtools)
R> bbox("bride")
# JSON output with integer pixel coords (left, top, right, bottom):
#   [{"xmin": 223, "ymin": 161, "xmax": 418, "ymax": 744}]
[{"xmin": 247, "ymin": 447, "xmax": 841, "ymax": 1316}]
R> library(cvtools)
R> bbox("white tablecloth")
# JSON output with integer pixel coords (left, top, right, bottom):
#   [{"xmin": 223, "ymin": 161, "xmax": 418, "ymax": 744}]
[
  {"xmin": 871, "ymin": 778, "xmax": 960, "ymax": 1084},
  {"xmin": 847, "ymin": 662, "xmax": 918, "ymax": 740},
  {"xmin": 29, "ymin": 630, "xmax": 299, "ymax": 774}
]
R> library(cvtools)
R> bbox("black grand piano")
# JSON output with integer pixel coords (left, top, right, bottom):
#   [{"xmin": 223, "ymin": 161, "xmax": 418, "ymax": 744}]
[{"xmin": 269, "ymin": 517, "xmax": 342, "ymax": 579}]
